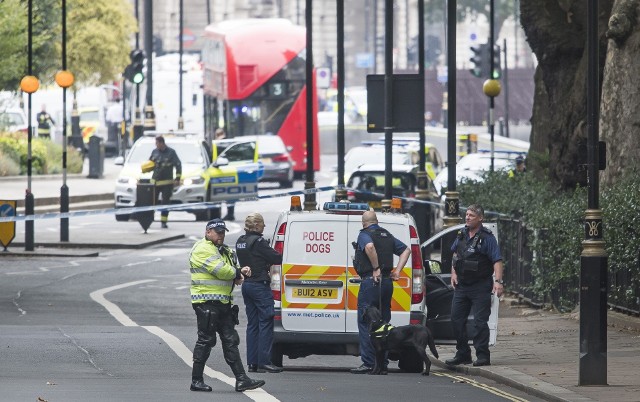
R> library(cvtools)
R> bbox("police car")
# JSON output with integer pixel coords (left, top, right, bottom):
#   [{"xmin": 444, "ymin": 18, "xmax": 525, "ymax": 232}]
[
  {"xmin": 114, "ymin": 132, "xmax": 261, "ymax": 221},
  {"xmin": 268, "ymin": 198, "xmax": 428, "ymax": 371}
]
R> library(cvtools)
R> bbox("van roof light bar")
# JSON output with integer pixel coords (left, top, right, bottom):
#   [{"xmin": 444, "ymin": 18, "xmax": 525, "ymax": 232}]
[{"xmin": 323, "ymin": 201, "xmax": 369, "ymax": 212}]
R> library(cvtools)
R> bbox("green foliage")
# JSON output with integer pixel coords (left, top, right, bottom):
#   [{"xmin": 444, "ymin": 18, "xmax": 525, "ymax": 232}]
[
  {"xmin": 0, "ymin": 0, "xmax": 136, "ymax": 90},
  {"xmin": 458, "ymin": 169, "xmax": 639, "ymax": 312},
  {"xmin": 0, "ymin": 132, "xmax": 83, "ymax": 175},
  {"xmin": 0, "ymin": 149, "xmax": 20, "ymax": 176}
]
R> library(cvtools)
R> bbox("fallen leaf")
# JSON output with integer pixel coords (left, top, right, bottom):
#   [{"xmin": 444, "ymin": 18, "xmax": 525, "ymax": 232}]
[{"xmin": 37, "ymin": 397, "xmax": 48, "ymax": 402}]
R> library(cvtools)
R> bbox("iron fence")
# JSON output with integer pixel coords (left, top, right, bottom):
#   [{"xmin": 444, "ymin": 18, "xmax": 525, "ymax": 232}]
[{"xmin": 497, "ymin": 217, "xmax": 638, "ymax": 316}]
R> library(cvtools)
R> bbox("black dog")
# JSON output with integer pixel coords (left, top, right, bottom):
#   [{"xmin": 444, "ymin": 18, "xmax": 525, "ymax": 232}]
[{"xmin": 365, "ymin": 306, "xmax": 439, "ymax": 375}]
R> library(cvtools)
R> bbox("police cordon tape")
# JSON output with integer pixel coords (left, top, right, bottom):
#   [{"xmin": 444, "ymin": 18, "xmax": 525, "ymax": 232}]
[{"xmin": 0, "ymin": 185, "xmax": 512, "ymax": 223}]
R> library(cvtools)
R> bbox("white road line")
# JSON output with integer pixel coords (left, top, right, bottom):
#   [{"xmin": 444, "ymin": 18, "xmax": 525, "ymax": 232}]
[
  {"xmin": 91, "ymin": 280, "xmax": 279, "ymax": 401},
  {"xmin": 122, "ymin": 258, "xmax": 161, "ymax": 267}
]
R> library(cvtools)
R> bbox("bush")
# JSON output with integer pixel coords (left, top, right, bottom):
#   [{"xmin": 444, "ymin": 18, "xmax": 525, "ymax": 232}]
[
  {"xmin": 0, "ymin": 132, "xmax": 83, "ymax": 176},
  {"xmin": 457, "ymin": 169, "xmax": 639, "ymax": 312},
  {"xmin": 0, "ymin": 149, "xmax": 20, "ymax": 175}
]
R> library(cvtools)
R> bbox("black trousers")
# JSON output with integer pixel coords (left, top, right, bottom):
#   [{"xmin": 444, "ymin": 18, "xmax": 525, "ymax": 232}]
[
  {"xmin": 192, "ymin": 301, "xmax": 245, "ymax": 377},
  {"xmin": 154, "ymin": 184, "xmax": 173, "ymax": 220}
]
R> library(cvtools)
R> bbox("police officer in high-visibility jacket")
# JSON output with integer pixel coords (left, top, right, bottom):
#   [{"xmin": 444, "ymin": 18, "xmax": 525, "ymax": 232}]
[
  {"xmin": 148, "ymin": 135, "xmax": 181, "ymax": 228},
  {"xmin": 189, "ymin": 218, "xmax": 266, "ymax": 393}
]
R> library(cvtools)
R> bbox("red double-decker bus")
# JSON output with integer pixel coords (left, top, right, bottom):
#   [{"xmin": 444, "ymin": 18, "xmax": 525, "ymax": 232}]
[{"xmin": 202, "ymin": 18, "xmax": 320, "ymax": 177}]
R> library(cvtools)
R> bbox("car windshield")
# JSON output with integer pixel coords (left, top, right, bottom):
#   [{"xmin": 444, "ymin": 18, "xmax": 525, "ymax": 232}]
[
  {"xmin": 345, "ymin": 148, "xmax": 410, "ymax": 172},
  {"xmin": 0, "ymin": 112, "xmax": 24, "ymax": 126},
  {"xmin": 457, "ymin": 155, "xmax": 513, "ymax": 171},
  {"xmin": 348, "ymin": 172, "xmax": 415, "ymax": 194},
  {"xmin": 127, "ymin": 141, "xmax": 204, "ymax": 164},
  {"xmin": 80, "ymin": 111, "xmax": 99, "ymax": 122}
]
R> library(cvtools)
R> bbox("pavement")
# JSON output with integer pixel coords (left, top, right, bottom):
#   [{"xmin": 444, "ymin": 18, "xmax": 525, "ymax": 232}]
[{"xmin": 2, "ymin": 159, "xmax": 640, "ymax": 402}]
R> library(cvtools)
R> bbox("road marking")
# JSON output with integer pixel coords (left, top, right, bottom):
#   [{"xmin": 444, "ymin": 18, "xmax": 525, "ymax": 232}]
[
  {"xmin": 122, "ymin": 258, "xmax": 161, "ymax": 267},
  {"xmin": 91, "ymin": 280, "xmax": 280, "ymax": 401},
  {"xmin": 434, "ymin": 372, "xmax": 529, "ymax": 401}
]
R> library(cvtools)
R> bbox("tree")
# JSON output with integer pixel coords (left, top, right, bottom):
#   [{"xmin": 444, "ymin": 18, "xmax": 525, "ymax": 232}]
[
  {"xmin": 520, "ymin": 0, "xmax": 615, "ymax": 189},
  {"xmin": 66, "ymin": 0, "xmax": 137, "ymax": 87},
  {"xmin": 0, "ymin": 0, "xmax": 59, "ymax": 91},
  {"xmin": 0, "ymin": 0, "xmax": 136, "ymax": 91}
]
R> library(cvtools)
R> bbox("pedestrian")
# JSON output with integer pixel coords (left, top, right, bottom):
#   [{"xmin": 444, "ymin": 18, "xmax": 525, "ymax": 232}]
[
  {"xmin": 148, "ymin": 135, "xmax": 181, "ymax": 228},
  {"xmin": 189, "ymin": 218, "xmax": 266, "ymax": 393},
  {"xmin": 445, "ymin": 204, "xmax": 504, "ymax": 367},
  {"xmin": 508, "ymin": 155, "xmax": 527, "ymax": 177},
  {"xmin": 236, "ymin": 212, "xmax": 283, "ymax": 373},
  {"xmin": 106, "ymin": 98, "xmax": 124, "ymax": 151},
  {"xmin": 214, "ymin": 128, "xmax": 236, "ymax": 221},
  {"xmin": 350, "ymin": 210, "xmax": 411, "ymax": 374},
  {"xmin": 37, "ymin": 104, "xmax": 55, "ymax": 139}
]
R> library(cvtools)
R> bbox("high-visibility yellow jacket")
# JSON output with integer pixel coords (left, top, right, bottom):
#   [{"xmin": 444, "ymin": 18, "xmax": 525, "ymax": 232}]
[{"xmin": 189, "ymin": 238, "xmax": 239, "ymax": 305}]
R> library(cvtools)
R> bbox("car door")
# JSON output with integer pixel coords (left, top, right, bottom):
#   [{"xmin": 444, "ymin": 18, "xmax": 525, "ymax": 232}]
[
  {"xmin": 207, "ymin": 141, "xmax": 262, "ymax": 202},
  {"xmin": 420, "ymin": 223, "xmax": 500, "ymax": 345}
]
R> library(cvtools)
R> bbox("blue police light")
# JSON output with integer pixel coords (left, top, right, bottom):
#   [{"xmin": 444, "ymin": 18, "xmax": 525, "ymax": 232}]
[{"xmin": 323, "ymin": 202, "xmax": 369, "ymax": 211}]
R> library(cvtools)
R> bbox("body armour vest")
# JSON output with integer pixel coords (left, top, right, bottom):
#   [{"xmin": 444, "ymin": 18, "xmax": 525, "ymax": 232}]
[
  {"xmin": 236, "ymin": 233, "xmax": 270, "ymax": 282},
  {"xmin": 354, "ymin": 227, "xmax": 395, "ymax": 276},
  {"xmin": 454, "ymin": 228, "xmax": 494, "ymax": 284}
]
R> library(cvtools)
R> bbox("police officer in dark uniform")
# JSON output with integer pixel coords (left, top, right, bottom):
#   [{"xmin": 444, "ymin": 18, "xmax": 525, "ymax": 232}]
[
  {"xmin": 445, "ymin": 204, "xmax": 504, "ymax": 367},
  {"xmin": 37, "ymin": 104, "xmax": 55, "ymax": 139},
  {"xmin": 236, "ymin": 212, "xmax": 283, "ymax": 373},
  {"xmin": 148, "ymin": 135, "xmax": 182, "ymax": 228},
  {"xmin": 350, "ymin": 210, "xmax": 411, "ymax": 374}
]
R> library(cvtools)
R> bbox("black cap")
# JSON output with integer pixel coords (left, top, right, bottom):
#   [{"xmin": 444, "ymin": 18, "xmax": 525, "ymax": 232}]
[
  {"xmin": 206, "ymin": 218, "xmax": 228, "ymax": 233},
  {"xmin": 515, "ymin": 155, "xmax": 525, "ymax": 165}
]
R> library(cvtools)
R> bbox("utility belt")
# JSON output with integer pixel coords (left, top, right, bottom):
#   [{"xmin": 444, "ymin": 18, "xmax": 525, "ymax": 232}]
[
  {"xmin": 360, "ymin": 271, "xmax": 392, "ymax": 279},
  {"xmin": 196, "ymin": 300, "xmax": 240, "ymax": 326}
]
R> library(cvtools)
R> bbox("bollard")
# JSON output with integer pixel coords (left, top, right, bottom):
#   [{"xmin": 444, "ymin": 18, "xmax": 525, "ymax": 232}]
[
  {"xmin": 87, "ymin": 136, "xmax": 104, "ymax": 178},
  {"xmin": 134, "ymin": 181, "xmax": 155, "ymax": 233}
]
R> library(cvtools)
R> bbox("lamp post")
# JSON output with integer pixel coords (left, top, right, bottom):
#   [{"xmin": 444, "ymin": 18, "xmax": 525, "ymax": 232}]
[
  {"xmin": 56, "ymin": 0, "xmax": 74, "ymax": 242},
  {"xmin": 178, "ymin": 0, "xmax": 184, "ymax": 130},
  {"xmin": 334, "ymin": 0, "xmax": 347, "ymax": 202},
  {"xmin": 20, "ymin": 0, "xmax": 39, "ymax": 252},
  {"xmin": 579, "ymin": 0, "xmax": 607, "ymax": 386},
  {"xmin": 303, "ymin": 0, "xmax": 317, "ymax": 211},
  {"xmin": 143, "ymin": 0, "xmax": 155, "ymax": 131}
]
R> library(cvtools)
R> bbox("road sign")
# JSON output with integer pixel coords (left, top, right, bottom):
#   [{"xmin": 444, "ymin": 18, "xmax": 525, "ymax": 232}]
[
  {"xmin": 180, "ymin": 28, "xmax": 196, "ymax": 48},
  {"xmin": 316, "ymin": 67, "xmax": 331, "ymax": 89},
  {"xmin": 0, "ymin": 200, "xmax": 17, "ymax": 250}
]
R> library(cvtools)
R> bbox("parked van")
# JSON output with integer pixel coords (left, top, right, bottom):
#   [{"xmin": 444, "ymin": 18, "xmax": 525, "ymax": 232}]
[{"xmin": 268, "ymin": 199, "xmax": 426, "ymax": 370}]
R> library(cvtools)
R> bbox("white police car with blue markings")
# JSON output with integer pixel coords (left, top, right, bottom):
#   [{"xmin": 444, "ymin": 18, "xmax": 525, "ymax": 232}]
[{"xmin": 114, "ymin": 132, "xmax": 260, "ymax": 221}]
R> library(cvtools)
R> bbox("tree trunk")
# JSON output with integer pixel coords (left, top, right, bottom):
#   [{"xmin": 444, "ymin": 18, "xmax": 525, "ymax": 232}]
[
  {"xmin": 520, "ymin": 0, "xmax": 613, "ymax": 189},
  {"xmin": 600, "ymin": 0, "xmax": 640, "ymax": 186}
]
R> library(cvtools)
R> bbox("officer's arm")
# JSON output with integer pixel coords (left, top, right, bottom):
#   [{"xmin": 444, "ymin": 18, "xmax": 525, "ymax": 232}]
[
  {"xmin": 392, "ymin": 246, "xmax": 410, "ymax": 278},
  {"xmin": 195, "ymin": 248, "xmax": 237, "ymax": 280},
  {"xmin": 256, "ymin": 239, "xmax": 283, "ymax": 264},
  {"xmin": 173, "ymin": 150, "xmax": 182, "ymax": 178}
]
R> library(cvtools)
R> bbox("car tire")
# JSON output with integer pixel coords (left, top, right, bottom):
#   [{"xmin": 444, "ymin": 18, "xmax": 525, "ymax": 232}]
[
  {"xmin": 279, "ymin": 179, "xmax": 294, "ymax": 189},
  {"xmin": 115, "ymin": 213, "xmax": 130, "ymax": 222},
  {"xmin": 271, "ymin": 344, "xmax": 284, "ymax": 367},
  {"xmin": 398, "ymin": 350, "xmax": 424, "ymax": 373}
]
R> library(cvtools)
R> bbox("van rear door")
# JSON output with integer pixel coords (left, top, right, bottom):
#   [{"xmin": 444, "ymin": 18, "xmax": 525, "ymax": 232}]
[{"xmin": 280, "ymin": 213, "xmax": 350, "ymax": 333}]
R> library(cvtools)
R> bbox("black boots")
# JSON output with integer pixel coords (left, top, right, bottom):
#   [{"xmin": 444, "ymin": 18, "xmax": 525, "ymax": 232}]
[
  {"xmin": 248, "ymin": 364, "xmax": 283, "ymax": 373},
  {"xmin": 190, "ymin": 363, "xmax": 212, "ymax": 392},
  {"xmin": 235, "ymin": 374, "xmax": 265, "ymax": 392}
]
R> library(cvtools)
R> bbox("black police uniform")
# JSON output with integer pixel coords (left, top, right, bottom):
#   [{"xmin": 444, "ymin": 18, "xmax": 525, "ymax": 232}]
[
  {"xmin": 449, "ymin": 226, "xmax": 501, "ymax": 364},
  {"xmin": 236, "ymin": 232, "xmax": 283, "ymax": 371},
  {"xmin": 149, "ymin": 146, "xmax": 181, "ymax": 226}
]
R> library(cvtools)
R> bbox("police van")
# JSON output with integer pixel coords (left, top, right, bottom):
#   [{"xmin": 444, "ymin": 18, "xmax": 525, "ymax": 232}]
[{"xmin": 268, "ymin": 198, "xmax": 427, "ymax": 370}]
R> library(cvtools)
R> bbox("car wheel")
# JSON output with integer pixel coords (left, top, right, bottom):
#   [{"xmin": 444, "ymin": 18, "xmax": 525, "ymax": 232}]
[
  {"xmin": 279, "ymin": 179, "xmax": 294, "ymax": 189},
  {"xmin": 115, "ymin": 213, "xmax": 130, "ymax": 222},
  {"xmin": 271, "ymin": 344, "xmax": 284, "ymax": 367}
]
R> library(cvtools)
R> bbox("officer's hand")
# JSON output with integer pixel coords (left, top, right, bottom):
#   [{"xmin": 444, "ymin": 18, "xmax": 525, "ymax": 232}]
[
  {"xmin": 493, "ymin": 282, "xmax": 504, "ymax": 298},
  {"xmin": 390, "ymin": 270, "xmax": 400, "ymax": 281},
  {"xmin": 450, "ymin": 270, "xmax": 458, "ymax": 289},
  {"xmin": 234, "ymin": 277, "xmax": 244, "ymax": 286},
  {"xmin": 174, "ymin": 178, "xmax": 181, "ymax": 186},
  {"xmin": 241, "ymin": 266, "xmax": 252, "ymax": 277}
]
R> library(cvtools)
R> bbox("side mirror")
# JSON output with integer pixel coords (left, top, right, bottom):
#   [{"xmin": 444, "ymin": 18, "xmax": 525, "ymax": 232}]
[
  {"xmin": 424, "ymin": 259, "xmax": 443, "ymax": 275},
  {"xmin": 114, "ymin": 156, "xmax": 125, "ymax": 166},
  {"xmin": 211, "ymin": 156, "xmax": 229, "ymax": 168}
]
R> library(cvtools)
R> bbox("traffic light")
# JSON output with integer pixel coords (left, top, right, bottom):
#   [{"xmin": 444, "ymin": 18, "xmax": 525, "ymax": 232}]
[
  {"xmin": 492, "ymin": 45, "xmax": 502, "ymax": 79},
  {"xmin": 469, "ymin": 43, "xmax": 490, "ymax": 78},
  {"xmin": 123, "ymin": 49, "xmax": 145, "ymax": 84}
]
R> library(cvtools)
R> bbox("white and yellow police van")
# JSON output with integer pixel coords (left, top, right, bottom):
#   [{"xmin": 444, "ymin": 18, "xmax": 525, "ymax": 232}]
[{"xmin": 268, "ymin": 197, "xmax": 427, "ymax": 370}]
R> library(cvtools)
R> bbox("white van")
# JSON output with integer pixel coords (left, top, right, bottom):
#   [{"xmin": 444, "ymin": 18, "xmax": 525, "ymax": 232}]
[{"xmin": 268, "ymin": 199, "xmax": 427, "ymax": 370}]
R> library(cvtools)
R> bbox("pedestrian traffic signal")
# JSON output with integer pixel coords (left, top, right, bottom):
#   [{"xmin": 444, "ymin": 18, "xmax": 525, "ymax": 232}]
[
  {"xmin": 123, "ymin": 49, "xmax": 145, "ymax": 84},
  {"xmin": 469, "ymin": 43, "xmax": 490, "ymax": 78}
]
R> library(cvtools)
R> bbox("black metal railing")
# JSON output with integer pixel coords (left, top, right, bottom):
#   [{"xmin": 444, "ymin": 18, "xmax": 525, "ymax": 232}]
[{"xmin": 497, "ymin": 217, "xmax": 638, "ymax": 316}]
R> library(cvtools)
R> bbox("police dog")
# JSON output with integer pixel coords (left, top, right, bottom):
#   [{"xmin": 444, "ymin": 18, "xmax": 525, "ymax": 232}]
[{"xmin": 365, "ymin": 306, "xmax": 439, "ymax": 375}]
